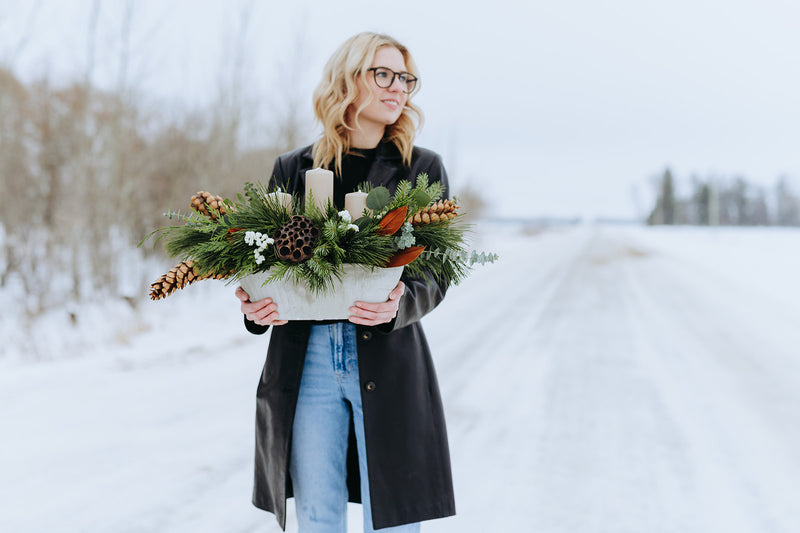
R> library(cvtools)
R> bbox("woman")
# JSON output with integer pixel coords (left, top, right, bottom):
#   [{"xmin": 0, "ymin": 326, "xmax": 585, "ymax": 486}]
[{"xmin": 235, "ymin": 32, "xmax": 455, "ymax": 532}]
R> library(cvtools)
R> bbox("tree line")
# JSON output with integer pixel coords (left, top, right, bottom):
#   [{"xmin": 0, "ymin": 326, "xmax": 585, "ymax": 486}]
[
  {"xmin": 647, "ymin": 168, "xmax": 800, "ymax": 226},
  {"xmin": 0, "ymin": 66, "xmax": 292, "ymax": 316}
]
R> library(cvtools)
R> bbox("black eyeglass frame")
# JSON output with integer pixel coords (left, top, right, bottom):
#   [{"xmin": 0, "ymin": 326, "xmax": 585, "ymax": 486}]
[{"xmin": 366, "ymin": 67, "xmax": 418, "ymax": 94}]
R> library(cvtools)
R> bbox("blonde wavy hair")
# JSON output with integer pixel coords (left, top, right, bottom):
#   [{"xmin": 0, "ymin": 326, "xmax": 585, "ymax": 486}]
[{"xmin": 312, "ymin": 32, "xmax": 423, "ymax": 175}]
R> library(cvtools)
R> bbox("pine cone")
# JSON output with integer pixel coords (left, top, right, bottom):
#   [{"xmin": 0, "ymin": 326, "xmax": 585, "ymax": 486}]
[
  {"xmin": 148, "ymin": 260, "xmax": 228, "ymax": 300},
  {"xmin": 274, "ymin": 215, "xmax": 320, "ymax": 262},
  {"xmin": 406, "ymin": 199, "xmax": 459, "ymax": 226},
  {"xmin": 190, "ymin": 191, "xmax": 227, "ymax": 221}
]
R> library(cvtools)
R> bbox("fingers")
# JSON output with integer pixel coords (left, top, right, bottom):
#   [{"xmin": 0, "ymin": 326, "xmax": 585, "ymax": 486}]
[
  {"xmin": 388, "ymin": 281, "xmax": 406, "ymax": 301},
  {"xmin": 348, "ymin": 281, "xmax": 405, "ymax": 326},
  {"xmin": 246, "ymin": 301, "xmax": 287, "ymax": 326},
  {"xmin": 348, "ymin": 300, "xmax": 399, "ymax": 326},
  {"xmin": 245, "ymin": 300, "xmax": 275, "ymax": 322},
  {"xmin": 236, "ymin": 287, "xmax": 286, "ymax": 326},
  {"xmin": 350, "ymin": 300, "xmax": 397, "ymax": 314},
  {"xmin": 241, "ymin": 296, "xmax": 270, "ymax": 314},
  {"xmin": 352, "ymin": 280, "xmax": 405, "ymax": 312},
  {"xmin": 235, "ymin": 286, "xmax": 250, "ymax": 302},
  {"xmin": 256, "ymin": 314, "xmax": 288, "ymax": 326},
  {"xmin": 236, "ymin": 286, "xmax": 271, "ymax": 313},
  {"xmin": 349, "ymin": 315, "xmax": 385, "ymax": 326},
  {"xmin": 348, "ymin": 312, "xmax": 394, "ymax": 326}
]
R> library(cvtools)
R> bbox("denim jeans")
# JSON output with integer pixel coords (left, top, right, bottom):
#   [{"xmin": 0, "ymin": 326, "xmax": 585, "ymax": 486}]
[{"xmin": 290, "ymin": 322, "xmax": 421, "ymax": 533}]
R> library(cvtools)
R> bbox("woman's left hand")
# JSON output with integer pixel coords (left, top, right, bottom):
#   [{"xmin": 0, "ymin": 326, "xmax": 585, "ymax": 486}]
[{"xmin": 348, "ymin": 281, "xmax": 405, "ymax": 326}]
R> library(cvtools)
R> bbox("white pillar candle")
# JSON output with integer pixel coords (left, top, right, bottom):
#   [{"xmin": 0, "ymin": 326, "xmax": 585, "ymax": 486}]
[
  {"xmin": 305, "ymin": 168, "xmax": 334, "ymax": 211},
  {"xmin": 344, "ymin": 191, "xmax": 369, "ymax": 220},
  {"xmin": 267, "ymin": 191, "xmax": 292, "ymax": 212}
]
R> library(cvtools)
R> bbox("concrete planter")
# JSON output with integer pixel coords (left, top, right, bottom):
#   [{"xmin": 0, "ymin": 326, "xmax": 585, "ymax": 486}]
[{"xmin": 239, "ymin": 264, "xmax": 404, "ymax": 321}]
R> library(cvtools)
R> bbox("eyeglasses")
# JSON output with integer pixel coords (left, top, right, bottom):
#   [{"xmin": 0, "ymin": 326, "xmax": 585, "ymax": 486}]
[{"xmin": 366, "ymin": 67, "xmax": 418, "ymax": 93}]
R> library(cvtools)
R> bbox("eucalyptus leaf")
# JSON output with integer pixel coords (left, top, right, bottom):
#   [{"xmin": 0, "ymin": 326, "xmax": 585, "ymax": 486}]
[
  {"xmin": 354, "ymin": 216, "xmax": 372, "ymax": 230},
  {"xmin": 366, "ymin": 187, "xmax": 391, "ymax": 210},
  {"xmin": 411, "ymin": 189, "xmax": 431, "ymax": 210}
]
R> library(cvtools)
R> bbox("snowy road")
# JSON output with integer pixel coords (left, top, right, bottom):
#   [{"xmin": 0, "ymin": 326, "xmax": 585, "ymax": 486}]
[
  {"xmin": 2, "ymin": 225, "xmax": 799, "ymax": 532},
  {"xmin": 428, "ymin": 227, "xmax": 800, "ymax": 533}
]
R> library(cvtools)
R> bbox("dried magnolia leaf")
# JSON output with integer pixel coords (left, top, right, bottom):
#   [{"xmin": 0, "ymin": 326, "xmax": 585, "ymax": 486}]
[
  {"xmin": 386, "ymin": 246, "xmax": 425, "ymax": 267},
  {"xmin": 378, "ymin": 206, "xmax": 408, "ymax": 236}
]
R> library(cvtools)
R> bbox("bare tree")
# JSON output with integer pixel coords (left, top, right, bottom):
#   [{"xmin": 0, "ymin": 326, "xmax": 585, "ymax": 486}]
[
  {"xmin": 270, "ymin": 28, "xmax": 311, "ymax": 153},
  {"xmin": 0, "ymin": 69, "xmax": 31, "ymax": 288},
  {"xmin": 0, "ymin": 8, "xmax": 312, "ymax": 321}
]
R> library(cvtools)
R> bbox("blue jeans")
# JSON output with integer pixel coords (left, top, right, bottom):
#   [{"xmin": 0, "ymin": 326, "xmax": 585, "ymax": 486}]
[{"xmin": 290, "ymin": 322, "xmax": 420, "ymax": 533}]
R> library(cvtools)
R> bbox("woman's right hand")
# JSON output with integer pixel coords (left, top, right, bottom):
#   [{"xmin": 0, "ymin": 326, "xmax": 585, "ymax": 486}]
[{"xmin": 235, "ymin": 286, "xmax": 288, "ymax": 327}]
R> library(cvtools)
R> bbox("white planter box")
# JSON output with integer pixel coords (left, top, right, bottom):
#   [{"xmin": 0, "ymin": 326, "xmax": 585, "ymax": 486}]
[{"xmin": 239, "ymin": 264, "xmax": 404, "ymax": 321}]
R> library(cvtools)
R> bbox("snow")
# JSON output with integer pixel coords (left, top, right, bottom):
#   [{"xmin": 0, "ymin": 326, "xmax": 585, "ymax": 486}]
[{"xmin": 2, "ymin": 224, "xmax": 800, "ymax": 532}]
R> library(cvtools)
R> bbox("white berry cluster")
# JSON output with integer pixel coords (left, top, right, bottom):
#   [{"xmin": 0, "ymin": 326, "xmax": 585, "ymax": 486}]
[
  {"xmin": 244, "ymin": 231, "xmax": 275, "ymax": 265},
  {"xmin": 338, "ymin": 210, "xmax": 359, "ymax": 232}
]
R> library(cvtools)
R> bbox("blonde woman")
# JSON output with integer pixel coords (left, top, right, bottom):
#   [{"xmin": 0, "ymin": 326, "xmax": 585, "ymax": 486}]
[{"xmin": 236, "ymin": 32, "xmax": 455, "ymax": 532}]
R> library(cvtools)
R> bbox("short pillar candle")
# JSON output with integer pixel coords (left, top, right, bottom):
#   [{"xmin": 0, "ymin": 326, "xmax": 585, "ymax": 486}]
[
  {"xmin": 344, "ymin": 191, "xmax": 369, "ymax": 220},
  {"xmin": 305, "ymin": 168, "xmax": 334, "ymax": 211},
  {"xmin": 267, "ymin": 191, "xmax": 292, "ymax": 212}
]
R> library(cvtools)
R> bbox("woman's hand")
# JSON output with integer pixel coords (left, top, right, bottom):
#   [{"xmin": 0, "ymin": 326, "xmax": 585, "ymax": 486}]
[
  {"xmin": 235, "ymin": 286, "xmax": 288, "ymax": 327},
  {"xmin": 348, "ymin": 281, "xmax": 405, "ymax": 326}
]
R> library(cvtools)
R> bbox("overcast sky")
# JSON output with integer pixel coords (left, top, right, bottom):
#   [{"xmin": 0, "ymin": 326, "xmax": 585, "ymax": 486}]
[{"xmin": 2, "ymin": 0, "xmax": 799, "ymax": 220}]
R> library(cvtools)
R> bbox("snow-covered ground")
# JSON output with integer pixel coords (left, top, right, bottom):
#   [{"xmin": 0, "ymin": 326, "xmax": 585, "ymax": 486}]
[{"xmin": 2, "ymin": 224, "xmax": 800, "ymax": 533}]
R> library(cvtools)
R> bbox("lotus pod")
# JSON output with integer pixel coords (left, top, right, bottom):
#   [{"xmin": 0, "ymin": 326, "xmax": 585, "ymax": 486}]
[{"xmin": 274, "ymin": 215, "xmax": 320, "ymax": 262}]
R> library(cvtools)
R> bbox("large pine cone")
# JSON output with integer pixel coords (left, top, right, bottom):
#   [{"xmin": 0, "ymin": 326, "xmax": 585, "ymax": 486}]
[
  {"xmin": 407, "ymin": 199, "xmax": 459, "ymax": 226},
  {"xmin": 274, "ymin": 215, "xmax": 320, "ymax": 262},
  {"xmin": 149, "ymin": 260, "xmax": 228, "ymax": 300},
  {"xmin": 191, "ymin": 191, "xmax": 226, "ymax": 221}
]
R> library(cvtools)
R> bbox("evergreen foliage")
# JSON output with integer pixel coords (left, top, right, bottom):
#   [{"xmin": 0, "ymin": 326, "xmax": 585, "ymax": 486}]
[{"xmin": 141, "ymin": 174, "xmax": 497, "ymax": 296}]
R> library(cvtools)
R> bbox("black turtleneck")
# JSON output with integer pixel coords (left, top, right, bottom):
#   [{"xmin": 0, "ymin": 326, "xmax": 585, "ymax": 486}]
[{"xmin": 334, "ymin": 147, "xmax": 378, "ymax": 209}]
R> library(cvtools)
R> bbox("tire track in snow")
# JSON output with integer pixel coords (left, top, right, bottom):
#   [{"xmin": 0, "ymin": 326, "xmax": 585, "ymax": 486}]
[
  {"xmin": 430, "ymin": 228, "xmax": 594, "ymax": 404},
  {"xmin": 429, "ymin": 227, "xmax": 669, "ymax": 532},
  {"xmin": 622, "ymin": 241, "xmax": 800, "ymax": 533},
  {"xmin": 511, "ymin": 228, "xmax": 689, "ymax": 532},
  {"xmin": 429, "ymin": 227, "xmax": 800, "ymax": 533}
]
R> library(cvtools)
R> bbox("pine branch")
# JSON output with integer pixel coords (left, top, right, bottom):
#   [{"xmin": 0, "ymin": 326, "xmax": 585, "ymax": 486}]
[{"xmin": 144, "ymin": 175, "xmax": 495, "ymax": 300}]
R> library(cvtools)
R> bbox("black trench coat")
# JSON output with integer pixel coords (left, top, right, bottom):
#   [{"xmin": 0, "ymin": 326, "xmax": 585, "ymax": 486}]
[{"xmin": 246, "ymin": 142, "xmax": 456, "ymax": 530}]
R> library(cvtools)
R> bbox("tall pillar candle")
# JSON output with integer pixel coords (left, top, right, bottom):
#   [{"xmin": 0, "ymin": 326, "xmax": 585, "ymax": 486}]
[
  {"xmin": 305, "ymin": 168, "xmax": 334, "ymax": 211},
  {"xmin": 267, "ymin": 191, "xmax": 292, "ymax": 213}
]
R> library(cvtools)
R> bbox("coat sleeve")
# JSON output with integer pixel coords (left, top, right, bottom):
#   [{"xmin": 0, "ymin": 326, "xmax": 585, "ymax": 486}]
[
  {"xmin": 243, "ymin": 155, "xmax": 291, "ymax": 336},
  {"xmin": 378, "ymin": 153, "xmax": 451, "ymax": 332}
]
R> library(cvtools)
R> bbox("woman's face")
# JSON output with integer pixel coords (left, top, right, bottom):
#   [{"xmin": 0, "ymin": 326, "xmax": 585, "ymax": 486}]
[{"xmin": 351, "ymin": 46, "xmax": 409, "ymax": 131}]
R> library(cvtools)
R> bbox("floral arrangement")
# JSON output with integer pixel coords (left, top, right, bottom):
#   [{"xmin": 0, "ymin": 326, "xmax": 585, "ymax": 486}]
[{"xmin": 141, "ymin": 172, "xmax": 497, "ymax": 300}]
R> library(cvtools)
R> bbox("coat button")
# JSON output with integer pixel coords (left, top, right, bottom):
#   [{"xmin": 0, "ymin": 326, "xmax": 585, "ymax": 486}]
[
  {"xmin": 365, "ymin": 381, "xmax": 377, "ymax": 392},
  {"xmin": 360, "ymin": 331, "xmax": 372, "ymax": 341}
]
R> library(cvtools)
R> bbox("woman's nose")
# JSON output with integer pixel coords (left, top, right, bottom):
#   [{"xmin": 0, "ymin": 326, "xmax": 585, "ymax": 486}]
[{"xmin": 388, "ymin": 75, "xmax": 405, "ymax": 92}]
